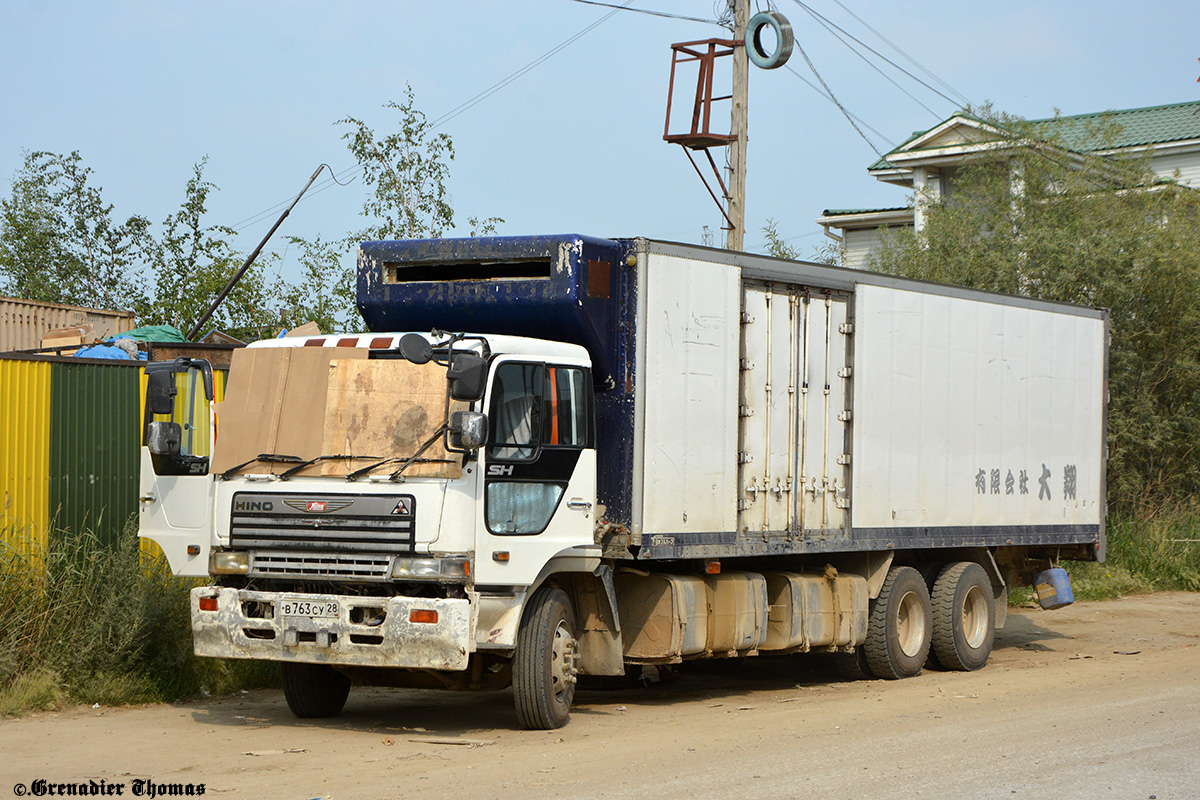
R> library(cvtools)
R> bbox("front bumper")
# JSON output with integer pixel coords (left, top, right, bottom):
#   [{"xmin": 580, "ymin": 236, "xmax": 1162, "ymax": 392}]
[{"xmin": 191, "ymin": 587, "xmax": 475, "ymax": 670}]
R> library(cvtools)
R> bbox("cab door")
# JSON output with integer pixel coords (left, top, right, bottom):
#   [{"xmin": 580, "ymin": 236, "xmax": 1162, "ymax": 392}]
[
  {"xmin": 473, "ymin": 359, "xmax": 596, "ymax": 586},
  {"xmin": 138, "ymin": 359, "xmax": 217, "ymax": 576}
]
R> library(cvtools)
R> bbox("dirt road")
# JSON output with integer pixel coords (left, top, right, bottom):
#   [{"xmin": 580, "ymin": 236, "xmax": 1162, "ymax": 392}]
[{"xmin": 3, "ymin": 592, "xmax": 1198, "ymax": 800}]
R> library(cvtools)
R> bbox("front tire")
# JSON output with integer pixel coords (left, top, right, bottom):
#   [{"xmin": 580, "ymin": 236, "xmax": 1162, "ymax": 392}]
[
  {"xmin": 514, "ymin": 587, "xmax": 578, "ymax": 730},
  {"xmin": 864, "ymin": 566, "xmax": 932, "ymax": 679},
  {"xmin": 281, "ymin": 662, "xmax": 350, "ymax": 718},
  {"xmin": 930, "ymin": 562, "xmax": 995, "ymax": 671}
]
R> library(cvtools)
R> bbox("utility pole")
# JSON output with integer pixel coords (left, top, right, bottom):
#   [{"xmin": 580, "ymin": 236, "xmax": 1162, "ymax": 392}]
[{"xmin": 725, "ymin": 0, "xmax": 750, "ymax": 251}]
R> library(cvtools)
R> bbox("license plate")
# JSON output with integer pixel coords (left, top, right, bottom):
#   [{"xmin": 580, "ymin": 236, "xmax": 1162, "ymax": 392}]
[{"xmin": 280, "ymin": 598, "xmax": 339, "ymax": 619}]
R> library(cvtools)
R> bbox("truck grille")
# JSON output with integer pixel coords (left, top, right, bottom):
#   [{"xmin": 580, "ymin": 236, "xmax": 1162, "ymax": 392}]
[
  {"xmin": 230, "ymin": 492, "xmax": 416, "ymax": 553},
  {"xmin": 249, "ymin": 552, "xmax": 393, "ymax": 580}
]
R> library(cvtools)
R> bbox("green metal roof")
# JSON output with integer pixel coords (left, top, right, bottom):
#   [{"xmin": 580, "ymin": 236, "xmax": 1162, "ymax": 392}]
[
  {"xmin": 820, "ymin": 206, "xmax": 910, "ymax": 217},
  {"xmin": 868, "ymin": 100, "xmax": 1200, "ymax": 171}
]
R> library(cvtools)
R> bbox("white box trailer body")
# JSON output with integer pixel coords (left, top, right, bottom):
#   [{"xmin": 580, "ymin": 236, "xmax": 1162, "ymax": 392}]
[{"xmin": 617, "ymin": 242, "xmax": 1106, "ymax": 560}]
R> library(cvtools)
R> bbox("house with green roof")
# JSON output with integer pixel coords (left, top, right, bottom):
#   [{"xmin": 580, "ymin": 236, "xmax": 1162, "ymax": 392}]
[{"xmin": 817, "ymin": 100, "xmax": 1200, "ymax": 268}]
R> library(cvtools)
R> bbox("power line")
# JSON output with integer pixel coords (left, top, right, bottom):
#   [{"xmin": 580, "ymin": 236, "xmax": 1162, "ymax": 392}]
[
  {"xmin": 828, "ymin": 0, "xmax": 971, "ymax": 107},
  {"xmin": 789, "ymin": 0, "xmax": 965, "ymax": 110},
  {"xmin": 230, "ymin": 3, "xmax": 635, "ymax": 235},
  {"xmin": 791, "ymin": 1, "xmax": 943, "ymax": 120},
  {"xmin": 792, "ymin": 38, "xmax": 884, "ymax": 158},
  {"xmin": 569, "ymin": 0, "xmax": 721, "ymax": 25},
  {"xmin": 782, "ymin": 63, "xmax": 894, "ymax": 148}
]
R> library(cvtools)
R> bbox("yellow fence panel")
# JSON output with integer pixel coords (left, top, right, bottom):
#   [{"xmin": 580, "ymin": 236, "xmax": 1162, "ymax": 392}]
[{"xmin": 0, "ymin": 359, "xmax": 52, "ymax": 553}]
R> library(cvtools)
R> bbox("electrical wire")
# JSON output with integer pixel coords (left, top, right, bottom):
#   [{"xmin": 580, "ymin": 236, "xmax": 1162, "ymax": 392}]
[
  {"xmin": 569, "ymin": 0, "xmax": 721, "ymax": 25},
  {"xmin": 789, "ymin": 0, "xmax": 964, "ymax": 110},
  {"xmin": 230, "ymin": 2, "xmax": 635, "ymax": 234},
  {"xmin": 791, "ymin": 1, "xmax": 943, "ymax": 120},
  {"xmin": 783, "ymin": 64, "xmax": 895, "ymax": 147},
  {"xmin": 828, "ymin": 0, "xmax": 971, "ymax": 108},
  {"xmin": 790, "ymin": 40, "xmax": 885, "ymax": 158}
]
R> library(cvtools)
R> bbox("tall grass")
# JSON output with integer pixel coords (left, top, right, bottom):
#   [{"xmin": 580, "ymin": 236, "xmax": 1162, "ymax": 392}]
[
  {"xmin": 1070, "ymin": 508, "xmax": 1200, "ymax": 599},
  {"xmin": 0, "ymin": 519, "xmax": 275, "ymax": 716}
]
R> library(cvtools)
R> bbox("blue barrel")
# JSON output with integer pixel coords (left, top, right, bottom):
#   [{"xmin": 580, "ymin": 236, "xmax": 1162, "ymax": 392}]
[{"xmin": 1034, "ymin": 567, "xmax": 1074, "ymax": 610}]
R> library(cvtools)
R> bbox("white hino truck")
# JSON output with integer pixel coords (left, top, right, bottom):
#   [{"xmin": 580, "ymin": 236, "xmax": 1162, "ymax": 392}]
[{"xmin": 139, "ymin": 235, "xmax": 1107, "ymax": 729}]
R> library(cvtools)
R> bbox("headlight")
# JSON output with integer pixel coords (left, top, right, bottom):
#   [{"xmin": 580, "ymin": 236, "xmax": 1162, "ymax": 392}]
[
  {"xmin": 392, "ymin": 555, "xmax": 470, "ymax": 580},
  {"xmin": 212, "ymin": 551, "xmax": 249, "ymax": 574}
]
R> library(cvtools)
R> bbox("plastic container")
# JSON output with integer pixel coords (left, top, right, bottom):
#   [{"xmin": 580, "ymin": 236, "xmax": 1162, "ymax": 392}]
[{"xmin": 1034, "ymin": 567, "xmax": 1074, "ymax": 610}]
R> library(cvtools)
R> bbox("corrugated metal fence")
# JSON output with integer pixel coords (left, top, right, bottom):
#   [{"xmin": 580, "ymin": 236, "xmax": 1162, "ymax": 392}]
[{"xmin": 1, "ymin": 355, "xmax": 226, "ymax": 552}]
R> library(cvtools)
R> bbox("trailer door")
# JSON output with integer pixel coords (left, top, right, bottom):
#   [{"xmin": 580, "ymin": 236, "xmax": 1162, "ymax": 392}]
[{"xmin": 739, "ymin": 284, "xmax": 851, "ymax": 536}]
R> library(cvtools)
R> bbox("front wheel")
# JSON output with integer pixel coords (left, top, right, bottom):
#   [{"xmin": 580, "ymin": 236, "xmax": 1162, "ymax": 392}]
[
  {"xmin": 281, "ymin": 662, "xmax": 350, "ymax": 718},
  {"xmin": 514, "ymin": 587, "xmax": 579, "ymax": 730}
]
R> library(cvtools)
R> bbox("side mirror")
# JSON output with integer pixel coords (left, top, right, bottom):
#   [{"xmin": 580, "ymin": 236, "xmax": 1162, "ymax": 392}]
[
  {"xmin": 449, "ymin": 411, "xmax": 488, "ymax": 450},
  {"xmin": 447, "ymin": 353, "xmax": 487, "ymax": 401},
  {"xmin": 147, "ymin": 421, "xmax": 182, "ymax": 456},
  {"xmin": 399, "ymin": 333, "xmax": 433, "ymax": 365},
  {"xmin": 146, "ymin": 368, "xmax": 177, "ymax": 415}
]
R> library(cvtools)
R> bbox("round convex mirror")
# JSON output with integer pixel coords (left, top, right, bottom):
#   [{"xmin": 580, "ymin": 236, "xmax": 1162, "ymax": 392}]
[{"xmin": 398, "ymin": 333, "xmax": 433, "ymax": 364}]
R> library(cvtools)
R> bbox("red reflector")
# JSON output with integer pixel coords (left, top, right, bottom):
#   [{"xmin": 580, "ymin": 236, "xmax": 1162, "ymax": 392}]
[
  {"xmin": 198, "ymin": 597, "xmax": 218, "ymax": 612},
  {"xmin": 410, "ymin": 609, "xmax": 438, "ymax": 624},
  {"xmin": 705, "ymin": 560, "xmax": 721, "ymax": 574}
]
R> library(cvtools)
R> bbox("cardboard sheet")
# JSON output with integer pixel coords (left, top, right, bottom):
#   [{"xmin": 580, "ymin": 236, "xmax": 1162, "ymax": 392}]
[
  {"xmin": 211, "ymin": 347, "xmax": 368, "ymax": 475},
  {"xmin": 212, "ymin": 347, "xmax": 462, "ymax": 480},
  {"xmin": 321, "ymin": 359, "xmax": 463, "ymax": 479}
]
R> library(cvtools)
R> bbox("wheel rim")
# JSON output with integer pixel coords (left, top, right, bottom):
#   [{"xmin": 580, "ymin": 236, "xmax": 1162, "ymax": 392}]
[
  {"xmin": 549, "ymin": 620, "xmax": 578, "ymax": 699},
  {"xmin": 896, "ymin": 590, "xmax": 927, "ymax": 658},
  {"xmin": 961, "ymin": 585, "xmax": 989, "ymax": 649}
]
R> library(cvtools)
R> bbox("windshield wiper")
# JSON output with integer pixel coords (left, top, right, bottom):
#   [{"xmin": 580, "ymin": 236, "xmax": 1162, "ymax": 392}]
[
  {"xmin": 389, "ymin": 424, "xmax": 451, "ymax": 481},
  {"xmin": 219, "ymin": 453, "xmax": 302, "ymax": 480},
  {"xmin": 277, "ymin": 454, "xmax": 380, "ymax": 481}
]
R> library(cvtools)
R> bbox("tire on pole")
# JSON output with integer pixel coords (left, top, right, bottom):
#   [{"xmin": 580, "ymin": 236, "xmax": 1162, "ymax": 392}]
[
  {"xmin": 930, "ymin": 562, "xmax": 996, "ymax": 671},
  {"xmin": 746, "ymin": 11, "xmax": 794, "ymax": 70},
  {"xmin": 514, "ymin": 586, "xmax": 579, "ymax": 730},
  {"xmin": 864, "ymin": 566, "xmax": 933, "ymax": 679}
]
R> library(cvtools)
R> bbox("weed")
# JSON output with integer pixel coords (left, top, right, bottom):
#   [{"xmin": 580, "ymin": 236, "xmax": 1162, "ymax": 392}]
[{"xmin": 0, "ymin": 519, "xmax": 276, "ymax": 716}]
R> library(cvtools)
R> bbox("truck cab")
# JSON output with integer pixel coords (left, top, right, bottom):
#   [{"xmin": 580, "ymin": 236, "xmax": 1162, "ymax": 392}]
[{"xmin": 140, "ymin": 331, "xmax": 618, "ymax": 729}]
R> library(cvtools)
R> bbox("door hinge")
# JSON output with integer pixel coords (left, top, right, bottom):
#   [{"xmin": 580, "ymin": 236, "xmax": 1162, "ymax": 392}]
[
  {"xmin": 836, "ymin": 453, "xmax": 852, "ymax": 465},
  {"xmin": 837, "ymin": 367, "xmax": 852, "ymax": 379},
  {"xmin": 839, "ymin": 322, "xmax": 854, "ymax": 335},
  {"xmin": 837, "ymin": 410, "xmax": 852, "ymax": 422}
]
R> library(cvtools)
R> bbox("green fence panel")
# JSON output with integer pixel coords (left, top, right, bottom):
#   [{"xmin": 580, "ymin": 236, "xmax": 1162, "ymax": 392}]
[{"xmin": 48, "ymin": 362, "xmax": 142, "ymax": 547}]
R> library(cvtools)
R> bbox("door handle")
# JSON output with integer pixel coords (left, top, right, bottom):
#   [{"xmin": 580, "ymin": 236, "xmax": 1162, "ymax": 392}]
[{"xmin": 567, "ymin": 498, "xmax": 593, "ymax": 512}]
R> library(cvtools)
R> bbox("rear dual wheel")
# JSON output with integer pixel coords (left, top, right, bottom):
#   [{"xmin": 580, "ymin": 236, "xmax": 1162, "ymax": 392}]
[
  {"xmin": 864, "ymin": 566, "xmax": 932, "ymax": 679},
  {"xmin": 930, "ymin": 562, "xmax": 995, "ymax": 671}
]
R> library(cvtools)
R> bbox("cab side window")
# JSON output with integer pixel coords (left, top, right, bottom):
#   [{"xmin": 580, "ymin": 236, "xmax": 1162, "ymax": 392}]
[{"xmin": 487, "ymin": 363, "xmax": 543, "ymax": 461}]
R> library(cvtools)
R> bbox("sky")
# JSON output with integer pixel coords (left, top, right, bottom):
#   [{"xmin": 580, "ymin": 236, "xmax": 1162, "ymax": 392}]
[{"xmin": 1, "ymin": 0, "xmax": 1198, "ymax": 280}]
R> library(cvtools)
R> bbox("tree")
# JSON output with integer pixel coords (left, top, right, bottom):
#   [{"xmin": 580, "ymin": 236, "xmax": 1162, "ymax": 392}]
[
  {"xmin": 338, "ymin": 85, "xmax": 500, "ymax": 243},
  {"xmin": 0, "ymin": 150, "xmax": 149, "ymax": 311},
  {"xmin": 762, "ymin": 219, "xmax": 842, "ymax": 265},
  {"xmin": 866, "ymin": 111, "xmax": 1200, "ymax": 512},
  {"xmin": 276, "ymin": 235, "xmax": 357, "ymax": 334},
  {"xmin": 141, "ymin": 157, "xmax": 271, "ymax": 339},
  {"xmin": 283, "ymin": 85, "xmax": 504, "ymax": 333}
]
